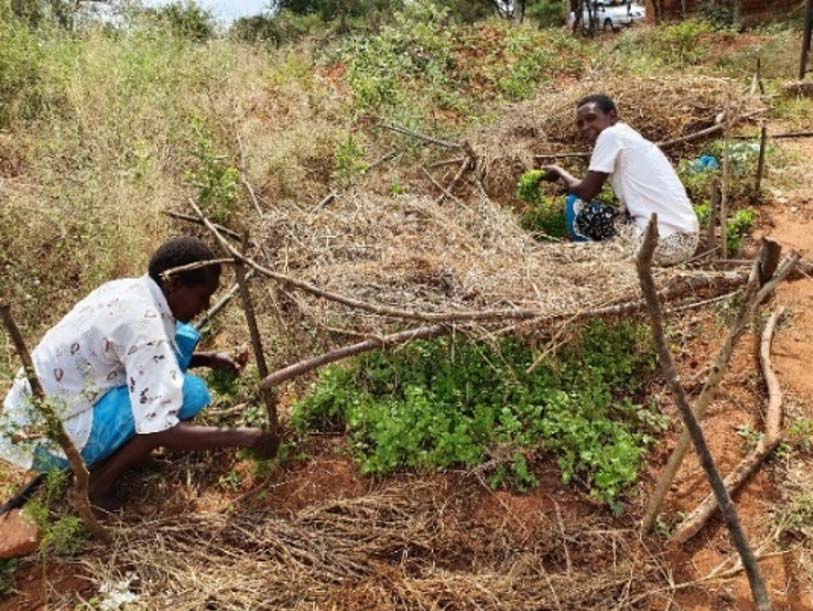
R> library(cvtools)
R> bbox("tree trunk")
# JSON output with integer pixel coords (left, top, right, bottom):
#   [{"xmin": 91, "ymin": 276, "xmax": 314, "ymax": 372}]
[{"xmin": 801, "ymin": 0, "xmax": 813, "ymax": 80}]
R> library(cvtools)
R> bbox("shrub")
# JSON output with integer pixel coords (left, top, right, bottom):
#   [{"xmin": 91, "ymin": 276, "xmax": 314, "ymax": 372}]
[
  {"xmin": 693, "ymin": 203, "xmax": 755, "ymax": 255},
  {"xmin": 292, "ymin": 321, "xmax": 662, "ymax": 513},
  {"xmin": 185, "ymin": 116, "xmax": 240, "ymax": 223}
]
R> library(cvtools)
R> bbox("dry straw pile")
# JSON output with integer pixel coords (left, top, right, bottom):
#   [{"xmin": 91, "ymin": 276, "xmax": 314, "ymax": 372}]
[{"xmin": 252, "ymin": 189, "xmax": 746, "ymax": 351}]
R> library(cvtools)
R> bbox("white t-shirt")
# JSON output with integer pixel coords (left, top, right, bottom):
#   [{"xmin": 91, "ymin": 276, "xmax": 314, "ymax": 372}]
[
  {"xmin": 589, "ymin": 122, "xmax": 699, "ymax": 237},
  {"xmin": 0, "ymin": 276, "xmax": 185, "ymax": 470}
]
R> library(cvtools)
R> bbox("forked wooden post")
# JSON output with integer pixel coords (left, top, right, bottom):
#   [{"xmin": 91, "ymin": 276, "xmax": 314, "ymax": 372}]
[
  {"xmin": 801, "ymin": 0, "xmax": 813, "ymax": 81},
  {"xmin": 636, "ymin": 215, "xmax": 771, "ymax": 611},
  {"xmin": 0, "ymin": 303, "xmax": 107, "ymax": 540},
  {"xmin": 706, "ymin": 178, "xmax": 720, "ymax": 255}
]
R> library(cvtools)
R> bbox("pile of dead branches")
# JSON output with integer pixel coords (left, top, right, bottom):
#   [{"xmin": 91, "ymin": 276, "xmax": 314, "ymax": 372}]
[{"xmin": 84, "ymin": 483, "xmax": 662, "ymax": 610}]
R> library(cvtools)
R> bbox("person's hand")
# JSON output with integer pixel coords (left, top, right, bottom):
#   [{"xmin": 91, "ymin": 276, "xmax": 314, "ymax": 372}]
[
  {"xmin": 540, "ymin": 165, "xmax": 562, "ymax": 182},
  {"xmin": 249, "ymin": 430, "xmax": 281, "ymax": 460},
  {"xmin": 207, "ymin": 352, "xmax": 244, "ymax": 376}
]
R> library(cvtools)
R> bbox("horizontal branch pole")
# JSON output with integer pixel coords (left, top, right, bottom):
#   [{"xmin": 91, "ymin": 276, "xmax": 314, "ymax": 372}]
[
  {"xmin": 0, "ymin": 304, "xmax": 107, "ymax": 540},
  {"xmin": 159, "ymin": 258, "xmax": 234, "ymax": 280},
  {"xmin": 734, "ymin": 131, "xmax": 813, "ymax": 140},
  {"xmin": 670, "ymin": 307, "xmax": 786, "ymax": 545},
  {"xmin": 190, "ymin": 194, "xmax": 751, "ymax": 328},
  {"xmin": 162, "ymin": 210, "xmax": 246, "ymax": 243},
  {"xmin": 260, "ymin": 324, "xmax": 451, "ymax": 390},
  {"xmin": 636, "ymin": 216, "xmax": 771, "ymax": 611}
]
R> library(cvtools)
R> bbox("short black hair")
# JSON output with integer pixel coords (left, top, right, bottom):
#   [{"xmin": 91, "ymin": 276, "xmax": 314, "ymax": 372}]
[
  {"xmin": 576, "ymin": 94, "xmax": 617, "ymax": 115},
  {"xmin": 148, "ymin": 237, "xmax": 221, "ymax": 287}
]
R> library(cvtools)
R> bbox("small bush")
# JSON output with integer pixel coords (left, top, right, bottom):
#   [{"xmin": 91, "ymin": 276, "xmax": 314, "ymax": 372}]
[
  {"xmin": 25, "ymin": 471, "xmax": 85, "ymax": 556},
  {"xmin": 185, "ymin": 116, "xmax": 241, "ymax": 223},
  {"xmin": 516, "ymin": 170, "xmax": 567, "ymax": 238},
  {"xmin": 292, "ymin": 321, "xmax": 662, "ymax": 513},
  {"xmin": 614, "ymin": 19, "xmax": 719, "ymax": 70},
  {"xmin": 693, "ymin": 203, "xmax": 754, "ymax": 255}
]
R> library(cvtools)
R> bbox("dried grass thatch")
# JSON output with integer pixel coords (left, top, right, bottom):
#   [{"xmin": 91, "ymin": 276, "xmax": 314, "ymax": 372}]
[{"xmin": 251, "ymin": 189, "xmax": 746, "ymax": 354}]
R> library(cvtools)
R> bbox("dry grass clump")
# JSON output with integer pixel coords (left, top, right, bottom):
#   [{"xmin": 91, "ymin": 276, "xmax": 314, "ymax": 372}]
[{"xmin": 85, "ymin": 483, "xmax": 661, "ymax": 610}]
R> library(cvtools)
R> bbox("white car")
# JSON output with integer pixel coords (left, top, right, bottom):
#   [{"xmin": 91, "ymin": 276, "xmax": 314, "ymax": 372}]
[{"xmin": 569, "ymin": 1, "xmax": 646, "ymax": 32}]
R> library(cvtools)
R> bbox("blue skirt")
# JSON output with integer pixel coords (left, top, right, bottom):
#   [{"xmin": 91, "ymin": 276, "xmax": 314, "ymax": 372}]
[{"xmin": 32, "ymin": 323, "xmax": 211, "ymax": 471}]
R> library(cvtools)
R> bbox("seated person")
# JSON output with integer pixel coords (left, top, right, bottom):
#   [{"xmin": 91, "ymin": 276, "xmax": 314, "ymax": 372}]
[
  {"xmin": 541, "ymin": 94, "xmax": 700, "ymax": 266},
  {"xmin": 0, "ymin": 237, "xmax": 278, "ymax": 509}
]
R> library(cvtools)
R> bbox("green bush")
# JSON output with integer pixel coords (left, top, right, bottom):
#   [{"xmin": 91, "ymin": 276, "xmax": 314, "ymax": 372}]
[
  {"xmin": 185, "ymin": 116, "xmax": 240, "ymax": 223},
  {"xmin": 292, "ymin": 321, "xmax": 662, "ymax": 513},
  {"xmin": 230, "ymin": 11, "xmax": 325, "ymax": 46},
  {"xmin": 0, "ymin": 16, "xmax": 44, "ymax": 126}
]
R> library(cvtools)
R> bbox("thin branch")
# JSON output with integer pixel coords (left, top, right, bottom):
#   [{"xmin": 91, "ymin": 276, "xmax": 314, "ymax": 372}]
[
  {"xmin": 159, "ymin": 258, "xmax": 234, "ymax": 280},
  {"xmin": 260, "ymin": 324, "xmax": 451, "ymax": 390},
  {"xmin": 635, "ymin": 215, "xmax": 771, "ymax": 611},
  {"xmin": 533, "ymin": 110, "xmax": 766, "ymax": 162},
  {"xmin": 428, "ymin": 157, "xmax": 465, "ymax": 169},
  {"xmin": 162, "ymin": 210, "xmax": 246, "ymax": 243},
  {"xmin": 236, "ymin": 134, "xmax": 263, "ymax": 215},
  {"xmin": 0, "ymin": 303, "xmax": 108, "ymax": 540},
  {"xmin": 436, "ymin": 158, "xmax": 471, "ymax": 205},
  {"xmin": 379, "ymin": 122, "xmax": 462, "ymax": 150},
  {"xmin": 310, "ymin": 192, "xmax": 337, "ymax": 215},
  {"xmin": 420, "ymin": 166, "xmax": 461, "ymax": 204}
]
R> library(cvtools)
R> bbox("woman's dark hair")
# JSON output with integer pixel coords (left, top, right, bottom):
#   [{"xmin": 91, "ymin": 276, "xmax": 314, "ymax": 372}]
[
  {"xmin": 148, "ymin": 237, "xmax": 221, "ymax": 287},
  {"xmin": 576, "ymin": 94, "xmax": 617, "ymax": 115}
]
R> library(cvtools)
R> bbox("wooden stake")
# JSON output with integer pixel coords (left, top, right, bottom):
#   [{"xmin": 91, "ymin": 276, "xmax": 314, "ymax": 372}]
[
  {"xmin": 755, "ymin": 124, "xmax": 767, "ymax": 196},
  {"xmin": 800, "ymin": 0, "xmax": 813, "ymax": 81},
  {"xmin": 234, "ymin": 232, "xmax": 277, "ymax": 433},
  {"xmin": 636, "ymin": 215, "xmax": 771, "ymax": 611},
  {"xmin": 0, "ymin": 304, "xmax": 107, "ymax": 540},
  {"xmin": 720, "ymin": 108, "xmax": 731, "ymax": 259},
  {"xmin": 706, "ymin": 178, "xmax": 720, "ymax": 255}
]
